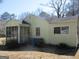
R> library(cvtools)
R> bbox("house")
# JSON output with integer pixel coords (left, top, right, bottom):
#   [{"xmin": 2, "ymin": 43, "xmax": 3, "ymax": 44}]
[
  {"xmin": 25, "ymin": 15, "xmax": 79, "ymax": 47},
  {"xmin": 2, "ymin": 15, "xmax": 79, "ymax": 47}
]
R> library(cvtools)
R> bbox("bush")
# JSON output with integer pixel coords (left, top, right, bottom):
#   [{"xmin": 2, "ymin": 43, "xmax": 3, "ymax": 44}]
[
  {"xmin": 58, "ymin": 43, "xmax": 70, "ymax": 49},
  {"xmin": 0, "ymin": 34, "xmax": 5, "ymax": 37},
  {"xmin": 6, "ymin": 40, "xmax": 19, "ymax": 49}
]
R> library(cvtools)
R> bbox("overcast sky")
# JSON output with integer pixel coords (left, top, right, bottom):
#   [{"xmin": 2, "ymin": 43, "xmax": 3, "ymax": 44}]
[{"xmin": 0, "ymin": 0, "xmax": 53, "ymax": 17}]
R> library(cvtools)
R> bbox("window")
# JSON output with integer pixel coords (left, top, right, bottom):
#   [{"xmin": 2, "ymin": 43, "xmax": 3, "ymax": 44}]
[
  {"xmin": 54, "ymin": 27, "xmax": 60, "ymax": 34},
  {"xmin": 61, "ymin": 26, "xmax": 69, "ymax": 34},
  {"xmin": 54, "ymin": 26, "xmax": 69, "ymax": 34},
  {"xmin": 36, "ymin": 27, "xmax": 40, "ymax": 36}
]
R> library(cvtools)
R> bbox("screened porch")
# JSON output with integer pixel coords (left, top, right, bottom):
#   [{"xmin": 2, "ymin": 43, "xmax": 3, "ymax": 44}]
[{"xmin": 6, "ymin": 20, "xmax": 30, "ymax": 45}]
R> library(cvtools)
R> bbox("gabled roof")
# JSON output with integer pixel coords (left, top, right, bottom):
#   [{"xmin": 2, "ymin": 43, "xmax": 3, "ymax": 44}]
[
  {"xmin": 22, "ymin": 20, "xmax": 30, "ymax": 25},
  {"xmin": 6, "ymin": 19, "xmax": 30, "ymax": 26}
]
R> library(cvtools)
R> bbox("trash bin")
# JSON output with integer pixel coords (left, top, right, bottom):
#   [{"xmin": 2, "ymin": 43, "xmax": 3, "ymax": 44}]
[{"xmin": 31, "ymin": 38, "xmax": 44, "ymax": 47}]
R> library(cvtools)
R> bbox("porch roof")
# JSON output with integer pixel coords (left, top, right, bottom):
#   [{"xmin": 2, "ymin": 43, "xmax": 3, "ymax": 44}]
[{"xmin": 6, "ymin": 20, "xmax": 30, "ymax": 27}]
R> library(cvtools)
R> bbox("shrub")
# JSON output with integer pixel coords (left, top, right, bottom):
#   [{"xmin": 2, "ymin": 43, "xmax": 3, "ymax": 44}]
[
  {"xmin": 6, "ymin": 40, "xmax": 19, "ymax": 49},
  {"xmin": 58, "ymin": 43, "xmax": 70, "ymax": 49}
]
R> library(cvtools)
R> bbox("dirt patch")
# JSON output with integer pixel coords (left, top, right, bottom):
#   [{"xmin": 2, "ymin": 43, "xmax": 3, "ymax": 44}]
[{"xmin": 0, "ymin": 51, "xmax": 75, "ymax": 59}]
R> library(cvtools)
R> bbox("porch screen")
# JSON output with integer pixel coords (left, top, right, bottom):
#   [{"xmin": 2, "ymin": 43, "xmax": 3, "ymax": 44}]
[{"xmin": 6, "ymin": 26, "xmax": 18, "ymax": 40}]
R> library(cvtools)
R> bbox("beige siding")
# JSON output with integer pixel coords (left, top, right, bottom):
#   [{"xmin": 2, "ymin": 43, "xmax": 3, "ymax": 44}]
[
  {"xmin": 50, "ymin": 20, "xmax": 78, "ymax": 47},
  {"xmin": 27, "ymin": 16, "xmax": 50, "ymax": 43},
  {"xmin": 26, "ymin": 16, "xmax": 78, "ymax": 47}
]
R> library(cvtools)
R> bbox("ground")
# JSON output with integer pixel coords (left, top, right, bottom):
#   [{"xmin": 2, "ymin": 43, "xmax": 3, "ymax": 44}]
[
  {"xmin": 0, "ymin": 44, "xmax": 78, "ymax": 55},
  {"xmin": 0, "ymin": 50, "xmax": 77, "ymax": 59},
  {"xmin": 0, "ymin": 44, "xmax": 78, "ymax": 59},
  {"xmin": 0, "ymin": 45, "xmax": 79, "ymax": 59}
]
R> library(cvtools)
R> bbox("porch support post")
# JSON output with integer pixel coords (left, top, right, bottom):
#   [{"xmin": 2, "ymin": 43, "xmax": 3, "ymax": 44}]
[{"xmin": 18, "ymin": 26, "xmax": 20, "ymax": 44}]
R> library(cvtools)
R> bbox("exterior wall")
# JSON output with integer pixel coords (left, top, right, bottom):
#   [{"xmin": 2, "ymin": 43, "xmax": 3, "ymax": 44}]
[
  {"xmin": 50, "ymin": 19, "xmax": 78, "ymax": 47},
  {"xmin": 27, "ymin": 16, "xmax": 50, "ymax": 43}
]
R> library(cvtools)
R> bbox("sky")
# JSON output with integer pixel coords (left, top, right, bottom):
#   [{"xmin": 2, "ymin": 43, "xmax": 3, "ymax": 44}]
[{"xmin": 0, "ymin": 0, "xmax": 53, "ymax": 17}]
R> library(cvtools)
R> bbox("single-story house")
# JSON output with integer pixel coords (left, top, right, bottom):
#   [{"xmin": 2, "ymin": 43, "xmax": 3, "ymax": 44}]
[
  {"xmin": 1, "ymin": 15, "xmax": 79, "ymax": 47},
  {"xmin": 24, "ymin": 15, "xmax": 79, "ymax": 47}
]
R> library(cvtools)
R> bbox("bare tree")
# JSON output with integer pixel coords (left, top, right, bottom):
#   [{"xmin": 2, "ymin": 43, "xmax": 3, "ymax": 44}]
[
  {"xmin": 19, "ymin": 12, "xmax": 28, "ymax": 20},
  {"xmin": 50, "ymin": 0, "xmax": 67, "ymax": 18},
  {"xmin": 66, "ymin": 0, "xmax": 79, "ymax": 16},
  {"xmin": 10, "ymin": 14, "xmax": 16, "ymax": 20},
  {"xmin": 41, "ymin": 0, "xmax": 68, "ymax": 18},
  {"xmin": 19, "ymin": 12, "xmax": 35, "ymax": 20}
]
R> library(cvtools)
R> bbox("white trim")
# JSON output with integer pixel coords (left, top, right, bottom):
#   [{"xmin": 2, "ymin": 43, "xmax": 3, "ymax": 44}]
[
  {"xmin": 19, "ymin": 24, "xmax": 30, "ymax": 27},
  {"xmin": 18, "ymin": 26, "xmax": 20, "ymax": 44}
]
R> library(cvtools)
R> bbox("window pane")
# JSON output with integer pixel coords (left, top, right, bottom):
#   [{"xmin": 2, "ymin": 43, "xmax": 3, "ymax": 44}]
[
  {"xmin": 61, "ymin": 26, "xmax": 69, "ymax": 34},
  {"xmin": 36, "ymin": 27, "xmax": 40, "ymax": 36},
  {"xmin": 54, "ymin": 27, "xmax": 60, "ymax": 34},
  {"xmin": 6, "ymin": 26, "xmax": 18, "ymax": 40}
]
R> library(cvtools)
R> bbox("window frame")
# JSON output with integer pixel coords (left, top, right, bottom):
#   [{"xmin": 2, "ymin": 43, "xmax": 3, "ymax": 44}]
[
  {"xmin": 36, "ymin": 27, "xmax": 40, "ymax": 36},
  {"xmin": 54, "ymin": 27, "xmax": 61, "ymax": 34},
  {"xmin": 61, "ymin": 26, "xmax": 69, "ymax": 34},
  {"xmin": 54, "ymin": 26, "xmax": 69, "ymax": 34}
]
